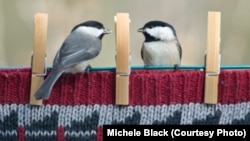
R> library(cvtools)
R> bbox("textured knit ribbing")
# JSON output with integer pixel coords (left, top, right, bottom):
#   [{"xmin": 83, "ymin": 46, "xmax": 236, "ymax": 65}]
[
  {"xmin": 0, "ymin": 69, "xmax": 31, "ymax": 104},
  {"xmin": 0, "ymin": 68, "xmax": 250, "ymax": 105},
  {"xmin": 218, "ymin": 70, "xmax": 250, "ymax": 103}
]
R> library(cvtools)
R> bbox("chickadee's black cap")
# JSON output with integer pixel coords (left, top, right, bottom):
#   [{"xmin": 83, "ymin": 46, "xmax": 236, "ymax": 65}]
[
  {"xmin": 71, "ymin": 20, "xmax": 105, "ymax": 32},
  {"xmin": 81, "ymin": 20, "xmax": 105, "ymax": 29},
  {"xmin": 142, "ymin": 20, "xmax": 175, "ymax": 30}
]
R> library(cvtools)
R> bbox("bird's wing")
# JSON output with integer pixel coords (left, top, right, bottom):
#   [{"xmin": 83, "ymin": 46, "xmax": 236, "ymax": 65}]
[
  {"xmin": 176, "ymin": 40, "xmax": 182, "ymax": 59},
  {"xmin": 141, "ymin": 44, "xmax": 144, "ymax": 60},
  {"xmin": 53, "ymin": 32, "xmax": 101, "ymax": 68}
]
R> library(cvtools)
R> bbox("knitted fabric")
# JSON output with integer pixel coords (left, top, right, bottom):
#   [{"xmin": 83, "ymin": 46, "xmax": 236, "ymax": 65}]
[{"xmin": 0, "ymin": 68, "xmax": 250, "ymax": 141}]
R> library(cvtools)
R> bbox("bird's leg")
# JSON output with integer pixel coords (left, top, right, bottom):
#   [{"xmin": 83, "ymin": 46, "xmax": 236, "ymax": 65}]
[
  {"xmin": 85, "ymin": 65, "xmax": 92, "ymax": 73},
  {"xmin": 174, "ymin": 64, "xmax": 180, "ymax": 70}
]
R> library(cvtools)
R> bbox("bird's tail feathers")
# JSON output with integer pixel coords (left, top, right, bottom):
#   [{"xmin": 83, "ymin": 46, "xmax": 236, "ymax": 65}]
[{"xmin": 34, "ymin": 70, "xmax": 63, "ymax": 100}]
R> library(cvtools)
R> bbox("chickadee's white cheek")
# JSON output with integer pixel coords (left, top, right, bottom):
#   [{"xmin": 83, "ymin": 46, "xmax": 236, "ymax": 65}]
[
  {"xmin": 76, "ymin": 26, "xmax": 103, "ymax": 37},
  {"xmin": 146, "ymin": 27, "xmax": 176, "ymax": 41}
]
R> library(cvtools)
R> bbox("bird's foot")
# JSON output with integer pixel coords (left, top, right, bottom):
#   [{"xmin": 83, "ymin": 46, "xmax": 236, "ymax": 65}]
[
  {"xmin": 85, "ymin": 65, "xmax": 92, "ymax": 73},
  {"xmin": 174, "ymin": 64, "xmax": 180, "ymax": 71},
  {"xmin": 144, "ymin": 65, "xmax": 149, "ymax": 69}
]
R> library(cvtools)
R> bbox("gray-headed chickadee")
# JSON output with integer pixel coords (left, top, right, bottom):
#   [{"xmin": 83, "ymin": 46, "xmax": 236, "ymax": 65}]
[
  {"xmin": 138, "ymin": 20, "xmax": 182, "ymax": 68},
  {"xmin": 35, "ymin": 20, "xmax": 111, "ymax": 100}
]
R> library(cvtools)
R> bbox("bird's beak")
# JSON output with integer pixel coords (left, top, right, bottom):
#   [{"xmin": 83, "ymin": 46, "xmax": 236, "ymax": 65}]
[
  {"xmin": 104, "ymin": 28, "xmax": 112, "ymax": 34},
  {"xmin": 137, "ymin": 28, "xmax": 144, "ymax": 32}
]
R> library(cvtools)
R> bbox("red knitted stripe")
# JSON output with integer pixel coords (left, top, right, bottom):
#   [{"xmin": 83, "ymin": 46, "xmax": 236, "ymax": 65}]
[
  {"xmin": 218, "ymin": 70, "xmax": 250, "ymax": 103},
  {"xmin": 0, "ymin": 69, "xmax": 31, "ymax": 104},
  {"xmin": 0, "ymin": 68, "xmax": 249, "ymax": 105},
  {"xmin": 18, "ymin": 126, "xmax": 25, "ymax": 141},
  {"xmin": 96, "ymin": 127, "xmax": 103, "ymax": 141},
  {"xmin": 57, "ymin": 126, "xmax": 65, "ymax": 141}
]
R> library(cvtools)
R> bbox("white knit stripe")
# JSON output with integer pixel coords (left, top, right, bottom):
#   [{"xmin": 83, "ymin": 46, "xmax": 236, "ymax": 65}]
[
  {"xmin": 24, "ymin": 104, "xmax": 32, "ymax": 126},
  {"xmin": 0, "ymin": 105, "xmax": 3, "ymax": 122},
  {"xmin": 0, "ymin": 130, "xmax": 17, "ymax": 136},
  {"xmin": 64, "ymin": 106, "xmax": 75, "ymax": 127},
  {"xmin": 219, "ymin": 102, "xmax": 250, "ymax": 124},
  {"xmin": 25, "ymin": 131, "xmax": 56, "ymax": 137},
  {"xmin": 17, "ymin": 104, "xmax": 25, "ymax": 126},
  {"xmin": 64, "ymin": 130, "xmax": 96, "ymax": 137},
  {"xmin": 181, "ymin": 103, "xmax": 195, "ymax": 124},
  {"xmin": 99, "ymin": 105, "xmax": 114, "ymax": 125},
  {"xmin": 181, "ymin": 103, "xmax": 216, "ymax": 124},
  {"xmin": 24, "ymin": 130, "xmax": 96, "ymax": 139},
  {"xmin": 0, "ymin": 104, "xmax": 17, "ymax": 121}
]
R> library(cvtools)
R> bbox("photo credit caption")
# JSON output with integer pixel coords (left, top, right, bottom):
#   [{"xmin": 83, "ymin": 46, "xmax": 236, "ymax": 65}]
[{"xmin": 103, "ymin": 125, "xmax": 249, "ymax": 140}]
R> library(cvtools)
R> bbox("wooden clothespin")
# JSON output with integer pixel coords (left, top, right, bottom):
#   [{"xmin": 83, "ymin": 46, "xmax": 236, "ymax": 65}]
[
  {"xmin": 30, "ymin": 13, "xmax": 48, "ymax": 105},
  {"xmin": 114, "ymin": 13, "xmax": 131, "ymax": 105},
  {"xmin": 204, "ymin": 11, "xmax": 221, "ymax": 104}
]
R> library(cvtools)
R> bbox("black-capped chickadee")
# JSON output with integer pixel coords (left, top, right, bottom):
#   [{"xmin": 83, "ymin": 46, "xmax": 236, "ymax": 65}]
[
  {"xmin": 35, "ymin": 20, "xmax": 111, "ymax": 100},
  {"xmin": 138, "ymin": 21, "xmax": 182, "ymax": 68}
]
